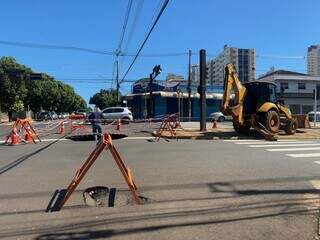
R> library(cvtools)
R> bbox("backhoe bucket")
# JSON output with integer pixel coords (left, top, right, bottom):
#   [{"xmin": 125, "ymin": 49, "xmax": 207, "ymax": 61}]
[{"xmin": 292, "ymin": 114, "xmax": 310, "ymax": 128}]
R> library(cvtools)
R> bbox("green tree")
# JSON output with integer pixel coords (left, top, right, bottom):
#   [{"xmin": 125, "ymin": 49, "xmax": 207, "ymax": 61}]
[
  {"xmin": 0, "ymin": 56, "xmax": 87, "ymax": 117},
  {"xmin": 0, "ymin": 57, "xmax": 29, "ymax": 117},
  {"xmin": 89, "ymin": 89, "xmax": 119, "ymax": 109}
]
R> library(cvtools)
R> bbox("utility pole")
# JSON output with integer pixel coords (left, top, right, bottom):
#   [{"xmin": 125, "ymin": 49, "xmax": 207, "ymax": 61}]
[
  {"xmin": 314, "ymin": 88, "xmax": 317, "ymax": 127},
  {"xmin": 149, "ymin": 73, "xmax": 153, "ymax": 118},
  {"xmin": 188, "ymin": 49, "xmax": 192, "ymax": 121},
  {"xmin": 199, "ymin": 49, "xmax": 207, "ymax": 131},
  {"xmin": 116, "ymin": 60, "xmax": 120, "ymax": 105}
]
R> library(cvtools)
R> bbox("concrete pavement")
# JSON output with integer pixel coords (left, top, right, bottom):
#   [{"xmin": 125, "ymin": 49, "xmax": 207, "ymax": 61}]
[{"xmin": 1, "ymin": 136, "xmax": 320, "ymax": 239}]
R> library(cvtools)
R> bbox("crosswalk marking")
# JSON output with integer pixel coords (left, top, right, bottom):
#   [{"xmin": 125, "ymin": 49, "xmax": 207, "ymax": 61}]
[
  {"xmin": 267, "ymin": 147, "xmax": 320, "ymax": 152},
  {"xmin": 223, "ymin": 139, "xmax": 298, "ymax": 143},
  {"xmin": 249, "ymin": 143, "xmax": 320, "ymax": 148},
  {"xmin": 225, "ymin": 139, "xmax": 320, "ymax": 161},
  {"xmin": 309, "ymin": 180, "xmax": 320, "ymax": 189},
  {"xmin": 286, "ymin": 153, "xmax": 320, "ymax": 158},
  {"xmin": 235, "ymin": 141, "xmax": 314, "ymax": 145}
]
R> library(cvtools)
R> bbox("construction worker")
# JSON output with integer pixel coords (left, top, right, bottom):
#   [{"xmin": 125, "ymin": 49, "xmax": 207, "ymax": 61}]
[{"xmin": 88, "ymin": 106, "xmax": 102, "ymax": 142}]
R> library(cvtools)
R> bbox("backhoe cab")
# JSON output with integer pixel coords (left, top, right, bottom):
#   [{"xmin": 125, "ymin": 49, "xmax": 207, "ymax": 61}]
[{"xmin": 221, "ymin": 63, "xmax": 297, "ymax": 139}]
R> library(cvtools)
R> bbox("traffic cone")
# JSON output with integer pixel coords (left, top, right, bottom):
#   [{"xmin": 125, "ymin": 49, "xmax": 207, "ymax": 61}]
[
  {"xmin": 24, "ymin": 126, "xmax": 33, "ymax": 143},
  {"xmin": 9, "ymin": 127, "xmax": 20, "ymax": 146},
  {"xmin": 58, "ymin": 122, "xmax": 65, "ymax": 134},
  {"xmin": 212, "ymin": 119, "xmax": 217, "ymax": 129},
  {"xmin": 116, "ymin": 119, "xmax": 121, "ymax": 131}
]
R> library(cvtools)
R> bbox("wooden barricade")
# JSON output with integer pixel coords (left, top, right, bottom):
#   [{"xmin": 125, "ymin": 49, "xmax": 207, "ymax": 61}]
[{"xmin": 46, "ymin": 133, "xmax": 144, "ymax": 212}]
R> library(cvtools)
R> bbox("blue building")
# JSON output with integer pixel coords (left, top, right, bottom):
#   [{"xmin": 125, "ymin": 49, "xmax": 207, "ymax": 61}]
[{"xmin": 123, "ymin": 79, "xmax": 224, "ymax": 120}]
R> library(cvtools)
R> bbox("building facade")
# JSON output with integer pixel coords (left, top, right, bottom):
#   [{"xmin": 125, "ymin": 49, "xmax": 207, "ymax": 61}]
[
  {"xmin": 258, "ymin": 69, "xmax": 320, "ymax": 114},
  {"xmin": 124, "ymin": 79, "xmax": 224, "ymax": 120},
  {"xmin": 191, "ymin": 45, "xmax": 256, "ymax": 86},
  {"xmin": 308, "ymin": 45, "xmax": 320, "ymax": 76}
]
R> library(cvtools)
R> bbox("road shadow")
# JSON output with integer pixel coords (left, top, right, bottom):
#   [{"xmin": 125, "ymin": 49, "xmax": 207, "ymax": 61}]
[
  {"xmin": 0, "ymin": 136, "xmax": 65, "ymax": 175},
  {"xmin": 0, "ymin": 176, "xmax": 319, "ymax": 238}
]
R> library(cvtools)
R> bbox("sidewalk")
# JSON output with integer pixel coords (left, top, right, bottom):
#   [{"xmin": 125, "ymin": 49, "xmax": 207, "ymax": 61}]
[{"xmin": 155, "ymin": 121, "xmax": 320, "ymax": 140}]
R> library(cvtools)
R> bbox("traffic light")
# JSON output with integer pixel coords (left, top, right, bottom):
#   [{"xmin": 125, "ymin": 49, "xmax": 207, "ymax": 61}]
[{"xmin": 153, "ymin": 65, "xmax": 162, "ymax": 76}]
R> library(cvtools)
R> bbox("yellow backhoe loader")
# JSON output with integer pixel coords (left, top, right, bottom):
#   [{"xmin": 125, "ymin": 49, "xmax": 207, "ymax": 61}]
[{"xmin": 221, "ymin": 63, "xmax": 297, "ymax": 140}]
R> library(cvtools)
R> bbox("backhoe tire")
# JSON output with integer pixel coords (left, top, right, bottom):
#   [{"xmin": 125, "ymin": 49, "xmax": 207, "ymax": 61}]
[
  {"xmin": 233, "ymin": 121, "xmax": 251, "ymax": 134},
  {"xmin": 284, "ymin": 119, "xmax": 297, "ymax": 135},
  {"xmin": 262, "ymin": 110, "xmax": 280, "ymax": 134}
]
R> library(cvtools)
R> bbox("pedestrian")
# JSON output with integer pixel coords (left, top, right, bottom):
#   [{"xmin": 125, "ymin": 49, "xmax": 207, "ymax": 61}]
[{"xmin": 88, "ymin": 106, "xmax": 102, "ymax": 142}]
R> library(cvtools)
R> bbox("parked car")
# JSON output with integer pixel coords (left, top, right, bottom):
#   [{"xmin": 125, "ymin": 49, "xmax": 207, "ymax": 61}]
[
  {"xmin": 50, "ymin": 111, "xmax": 58, "ymax": 120},
  {"xmin": 37, "ymin": 111, "xmax": 53, "ymax": 121},
  {"xmin": 209, "ymin": 111, "xmax": 226, "ymax": 122},
  {"xmin": 75, "ymin": 109, "xmax": 87, "ymax": 117},
  {"xmin": 308, "ymin": 111, "xmax": 320, "ymax": 122},
  {"xmin": 101, "ymin": 107, "xmax": 133, "ymax": 122},
  {"xmin": 57, "ymin": 112, "xmax": 69, "ymax": 119}
]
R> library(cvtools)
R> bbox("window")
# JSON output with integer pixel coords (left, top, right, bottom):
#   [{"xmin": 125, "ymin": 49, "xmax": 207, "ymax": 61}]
[
  {"xmin": 280, "ymin": 82, "xmax": 289, "ymax": 90},
  {"xmin": 103, "ymin": 108, "xmax": 113, "ymax": 113},
  {"xmin": 298, "ymin": 83, "xmax": 306, "ymax": 90},
  {"xmin": 113, "ymin": 108, "xmax": 124, "ymax": 113}
]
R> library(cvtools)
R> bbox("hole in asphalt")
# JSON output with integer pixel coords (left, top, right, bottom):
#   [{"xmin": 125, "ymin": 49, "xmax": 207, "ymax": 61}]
[
  {"xmin": 66, "ymin": 133, "xmax": 128, "ymax": 141},
  {"xmin": 82, "ymin": 186, "xmax": 151, "ymax": 208}
]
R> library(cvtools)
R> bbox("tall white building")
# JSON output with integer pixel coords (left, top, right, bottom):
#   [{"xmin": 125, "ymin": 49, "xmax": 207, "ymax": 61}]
[
  {"xmin": 308, "ymin": 45, "xmax": 320, "ymax": 76},
  {"xmin": 191, "ymin": 45, "xmax": 256, "ymax": 86},
  {"xmin": 190, "ymin": 64, "xmax": 200, "ymax": 83}
]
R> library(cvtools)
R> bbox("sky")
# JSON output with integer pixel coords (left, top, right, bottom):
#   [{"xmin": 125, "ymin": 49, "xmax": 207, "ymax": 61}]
[{"xmin": 0, "ymin": 0, "xmax": 319, "ymax": 104}]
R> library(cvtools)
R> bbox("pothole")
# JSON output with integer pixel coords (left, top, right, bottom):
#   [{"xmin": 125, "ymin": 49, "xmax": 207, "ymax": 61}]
[
  {"xmin": 82, "ymin": 186, "xmax": 150, "ymax": 208},
  {"xmin": 67, "ymin": 133, "xmax": 128, "ymax": 141}
]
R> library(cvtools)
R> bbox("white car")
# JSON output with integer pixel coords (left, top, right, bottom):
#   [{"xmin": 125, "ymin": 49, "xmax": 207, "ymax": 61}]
[
  {"xmin": 308, "ymin": 111, "xmax": 320, "ymax": 122},
  {"xmin": 209, "ymin": 111, "xmax": 225, "ymax": 122},
  {"xmin": 101, "ymin": 107, "xmax": 133, "ymax": 121}
]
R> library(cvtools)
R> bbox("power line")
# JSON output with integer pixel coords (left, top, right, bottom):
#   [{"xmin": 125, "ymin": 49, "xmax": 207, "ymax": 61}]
[
  {"xmin": 60, "ymin": 78, "xmax": 137, "ymax": 82},
  {"xmin": 116, "ymin": 0, "xmax": 133, "ymax": 54},
  {"xmin": 0, "ymin": 40, "xmax": 114, "ymax": 55},
  {"xmin": 120, "ymin": 0, "xmax": 145, "ymax": 69},
  {"xmin": 0, "ymin": 40, "xmax": 308, "ymax": 60},
  {"xmin": 120, "ymin": 0, "xmax": 170, "ymax": 83}
]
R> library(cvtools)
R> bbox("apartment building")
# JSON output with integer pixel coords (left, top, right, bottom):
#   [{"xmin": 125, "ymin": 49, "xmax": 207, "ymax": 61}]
[
  {"xmin": 191, "ymin": 45, "xmax": 256, "ymax": 86},
  {"xmin": 308, "ymin": 45, "xmax": 320, "ymax": 76}
]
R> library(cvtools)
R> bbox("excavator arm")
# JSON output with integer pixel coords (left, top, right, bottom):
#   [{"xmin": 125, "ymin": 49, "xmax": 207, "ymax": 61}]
[{"xmin": 221, "ymin": 63, "xmax": 247, "ymax": 125}]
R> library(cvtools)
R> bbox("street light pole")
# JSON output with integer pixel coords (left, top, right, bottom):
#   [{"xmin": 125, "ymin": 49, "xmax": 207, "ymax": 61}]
[
  {"xmin": 116, "ymin": 60, "xmax": 120, "ymax": 104},
  {"xmin": 199, "ymin": 49, "xmax": 207, "ymax": 131},
  {"xmin": 188, "ymin": 50, "xmax": 192, "ymax": 121},
  {"xmin": 148, "ymin": 65, "xmax": 162, "ymax": 118},
  {"xmin": 149, "ymin": 73, "xmax": 153, "ymax": 118}
]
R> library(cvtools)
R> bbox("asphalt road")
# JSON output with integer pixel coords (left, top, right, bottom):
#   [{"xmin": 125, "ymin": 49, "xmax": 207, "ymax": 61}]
[{"xmin": 1, "ymin": 123, "xmax": 320, "ymax": 239}]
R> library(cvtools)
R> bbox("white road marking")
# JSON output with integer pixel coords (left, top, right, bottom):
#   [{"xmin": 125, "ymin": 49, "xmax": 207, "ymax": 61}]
[
  {"xmin": 124, "ymin": 136, "xmax": 154, "ymax": 140},
  {"xmin": 249, "ymin": 143, "xmax": 320, "ymax": 148},
  {"xmin": 0, "ymin": 138, "xmax": 68, "ymax": 144},
  {"xmin": 38, "ymin": 138, "xmax": 68, "ymax": 142},
  {"xmin": 309, "ymin": 180, "xmax": 320, "ymax": 190},
  {"xmin": 314, "ymin": 161, "xmax": 320, "ymax": 164},
  {"xmin": 223, "ymin": 139, "xmax": 263, "ymax": 142},
  {"xmin": 286, "ymin": 153, "xmax": 320, "ymax": 158},
  {"xmin": 267, "ymin": 147, "xmax": 320, "ymax": 152},
  {"xmin": 236, "ymin": 141, "xmax": 313, "ymax": 145}
]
